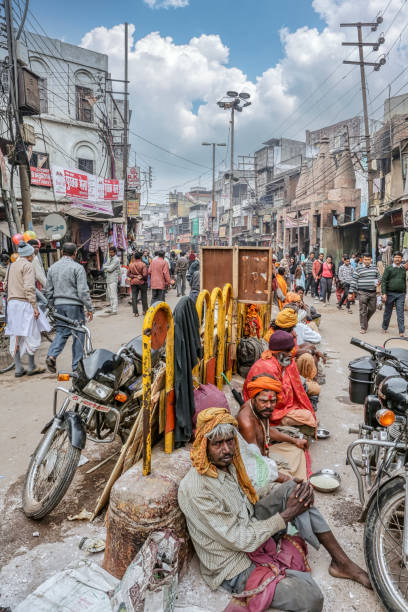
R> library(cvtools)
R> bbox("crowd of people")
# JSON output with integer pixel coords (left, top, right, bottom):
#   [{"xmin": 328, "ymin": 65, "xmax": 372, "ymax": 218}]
[
  {"xmin": 273, "ymin": 248, "xmax": 408, "ymax": 336},
  {"xmin": 0, "ymin": 240, "xmax": 201, "ymax": 376}
]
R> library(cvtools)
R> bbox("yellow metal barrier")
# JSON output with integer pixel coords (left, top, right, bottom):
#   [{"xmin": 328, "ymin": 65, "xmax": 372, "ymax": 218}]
[
  {"xmin": 194, "ymin": 289, "xmax": 212, "ymax": 383},
  {"xmin": 222, "ymin": 283, "xmax": 233, "ymax": 382},
  {"xmin": 210, "ymin": 287, "xmax": 225, "ymax": 390},
  {"xmin": 142, "ymin": 301, "xmax": 174, "ymax": 476}
]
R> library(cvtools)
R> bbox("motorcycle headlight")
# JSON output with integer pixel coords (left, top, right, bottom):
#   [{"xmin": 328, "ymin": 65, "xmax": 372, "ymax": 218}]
[
  {"xmin": 83, "ymin": 380, "xmax": 112, "ymax": 401},
  {"xmin": 376, "ymin": 408, "xmax": 396, "ymax": 427}
]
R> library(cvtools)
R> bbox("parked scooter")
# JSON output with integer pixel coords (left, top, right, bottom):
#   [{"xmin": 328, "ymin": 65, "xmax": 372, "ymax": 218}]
[
  {"xmin": 22, "ymin": 309, "xmax": 164, "ymax": 520},
  {"xmin": 347, "ymin": 336, "xmax": 408, "ymax": 611}
]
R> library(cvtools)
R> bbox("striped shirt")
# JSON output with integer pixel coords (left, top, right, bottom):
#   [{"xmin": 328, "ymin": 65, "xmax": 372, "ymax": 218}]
[
  {"xmin": 350, "ymin": 264, "xmax": 380, "ymax": 293},
  {"xmin": 304, "ymin": 258, "xmax": 314, "ymax": 275},
  {"xmin": 338, "ymin": 263, "xmax": 354, "ymax": 285},
  {"xmin": 178, "ymin": 465, "xmax": 286, "ymax": 589}
]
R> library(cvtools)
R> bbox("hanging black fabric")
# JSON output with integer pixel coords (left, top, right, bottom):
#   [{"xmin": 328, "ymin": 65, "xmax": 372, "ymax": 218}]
[{"xmin": 173, "ymin": 296, "xmax": 202, "ymax": 445}]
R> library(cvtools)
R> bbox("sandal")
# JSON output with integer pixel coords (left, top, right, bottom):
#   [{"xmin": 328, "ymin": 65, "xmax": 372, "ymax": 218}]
[
  {"xmin": 360, "ymin": 329, "xmax": 366, "ymax": 334},
  {"xmin": 27, "ymin": 367, "xmax": 46, "ymax": 376}
]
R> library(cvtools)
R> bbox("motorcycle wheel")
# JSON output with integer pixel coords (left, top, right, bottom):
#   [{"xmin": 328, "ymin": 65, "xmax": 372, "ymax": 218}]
[
  {"xmin": 364, "ymin": 476, "xmax": 407, "ymax": 611},
  {"xmin": 0, "ymin": 323, "xmax": 14, "ymax": 373},
  {"xmin": 22, "ymin": 423, "xmax": 81, "ymax": 519}
]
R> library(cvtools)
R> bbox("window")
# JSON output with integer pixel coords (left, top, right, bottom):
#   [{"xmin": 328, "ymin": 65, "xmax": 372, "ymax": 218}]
[
  {"xmin": 38, "ymin": 77, "xmax": 48, "ymax": 114},
  {"xmin": 78, "ymin": 158, "xmax": 94, "ymax": 174},
  {"xmin": 345, "ymin": 207, "xmax": 356, "ymax": 222},
  {"xmin": 76, "ymin": 85, "xmax": 94, "ymax": 123}
]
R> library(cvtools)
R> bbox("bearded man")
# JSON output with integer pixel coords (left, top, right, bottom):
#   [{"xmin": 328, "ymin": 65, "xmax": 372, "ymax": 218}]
[
  {"xmin": 178, "ymin": 407, "xmax": 371, "ymax": 612},
  {"xmin": 238, "ymin": 375, "xmax": 308, "ymax": 480}
]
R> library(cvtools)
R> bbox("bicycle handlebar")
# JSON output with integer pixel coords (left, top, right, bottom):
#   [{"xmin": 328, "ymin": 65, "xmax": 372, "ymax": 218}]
[{"xmin": 50, "ymin": 310, "xmax": 84, "ymax": 328}]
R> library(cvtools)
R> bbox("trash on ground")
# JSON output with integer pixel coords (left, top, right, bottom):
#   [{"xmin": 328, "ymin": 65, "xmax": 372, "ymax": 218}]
[
  {"xmin": 79, "ymin": 537, "xmax": 106, "ymax": 553},
  {"xmin": 32, "ymin": 531, "xmax": 40, "ymax": 537},
  {"xmin": 68, "ymin": 508, "xmax": 93, "ymax": 521},
  {"xmin": 77, "ymin": 454, "xmax": 89, "ymax": 467}
]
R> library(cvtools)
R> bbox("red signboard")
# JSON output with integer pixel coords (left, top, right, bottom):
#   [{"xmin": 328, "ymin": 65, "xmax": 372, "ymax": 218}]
[
  {"xmin": 104, "ymin": 179, "xmax": 121, "ymax": 201},
  {"xmin": 64, "ymin": 169, "xmax": 89, "ymax": 199},
  {"xmin": 30, "ymin": 166, "xmax": 52, "ymax": 187}
]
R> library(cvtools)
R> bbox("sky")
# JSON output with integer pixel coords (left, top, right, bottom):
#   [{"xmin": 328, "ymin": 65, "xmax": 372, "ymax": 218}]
[{"xmin": 26, "ymin": 0, "xmax": 408, "ymax": 203}]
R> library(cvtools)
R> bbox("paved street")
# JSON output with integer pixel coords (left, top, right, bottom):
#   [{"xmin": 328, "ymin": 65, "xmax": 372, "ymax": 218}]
[{"xmin": 0, "ymin": 294, "xmax": 404, "ymax": 610}]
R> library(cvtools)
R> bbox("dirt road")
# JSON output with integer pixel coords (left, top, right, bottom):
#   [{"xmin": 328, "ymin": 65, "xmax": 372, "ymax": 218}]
[{"xmin": 0, "ymin": 294, "xmax": 401, "ymax": 610}]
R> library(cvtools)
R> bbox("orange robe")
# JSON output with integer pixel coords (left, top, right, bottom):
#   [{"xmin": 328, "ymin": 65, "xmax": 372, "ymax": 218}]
[{"xmin": 276, "ymin": 275, "xmax": 287, "ymax": 310}]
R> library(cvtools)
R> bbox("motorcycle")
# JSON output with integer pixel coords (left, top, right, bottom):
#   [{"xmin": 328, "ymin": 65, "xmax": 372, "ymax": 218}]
[
  {"xmin": 347, "ymin": 336, "xmax": 408, "ymax": 611},
  {"xmin": 22, "ymin": 309, "xmax": 164, "ymax": 520}
]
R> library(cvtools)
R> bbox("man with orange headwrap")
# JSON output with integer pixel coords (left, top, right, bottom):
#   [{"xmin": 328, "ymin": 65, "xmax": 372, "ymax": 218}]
[
  {"xmin": 178, "ymin": 407, "xmax": 371, "ymax": 612},
  {"xmin": 238, "ymin": 374, "xmax": 309, "ymax": 480}
]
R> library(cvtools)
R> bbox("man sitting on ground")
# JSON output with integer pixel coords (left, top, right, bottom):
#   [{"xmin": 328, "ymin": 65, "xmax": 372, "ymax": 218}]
[
  {"xmin": 178, "ymin": 408, "xmax": 371, "ymax": 612},
  {"xmin": 238, "ymin": 375, "xmax": 308, "ymax": 480}
]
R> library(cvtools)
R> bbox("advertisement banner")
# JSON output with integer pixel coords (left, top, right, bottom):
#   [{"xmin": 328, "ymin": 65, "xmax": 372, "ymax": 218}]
[
  {"xmin": 52, "ymin": 166, "xmax": 123, "ymax": 202},
  {"xmin": 285, "ymin": 211, "xmax": 310, "ymax": 229},
  {"xmin": 30, "ymin": 167, "xmax": 52, "ymax": 187},
  {"xmin": 128, "ymin": 166, "xmax": 140, "ymax": 189},
  {"xmin": 128, "ymin": 195, "xmax": 140, "ymax": 218},
  {"xmin": 178, "ymin": 233, "xmax": 191, "ymax": 244},
  {"xmin": 192, "ymin": 217, "xmax": 199, "ymax": 236}
]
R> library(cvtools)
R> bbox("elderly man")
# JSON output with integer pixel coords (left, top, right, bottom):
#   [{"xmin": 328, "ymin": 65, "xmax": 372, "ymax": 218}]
[
  {"xmin": 238, "ymin": 375, "xmax": 308, "ymax": 480},
  {"xmin": 104, "ymin": 245, "xmax": 121, "ymax": 315},
  {"xmin": 4, "ymin": 241, "xmax": 50, "ymax": 376},
  {"xmin": 178, "ymin": 408, "xmax": 370, "ymax": 612}
]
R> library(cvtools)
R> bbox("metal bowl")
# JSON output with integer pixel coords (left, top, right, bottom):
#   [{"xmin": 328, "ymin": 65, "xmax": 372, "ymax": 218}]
[
  {"xmin": 316, "ymin": 428, "xmax": 330, "ymax": 439},
  {"xmin": 310, "ymin": 469, "xmax": 341, "ymax": 493}
]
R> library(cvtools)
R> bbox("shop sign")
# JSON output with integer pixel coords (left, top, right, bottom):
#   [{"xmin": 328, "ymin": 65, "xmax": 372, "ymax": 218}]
[
  {"xmin": 285, "ymin": 211, "xmax": 309, "ymax": 228},
  {"xmin": 30, "ymin": 167, "xmax": 52, "ymax": 187},
  {"xmin": 192, "ymin": 217, "xmax": 199, "ymax": 236},
  {"xmin": 70, "ymin": 198, "xmax": 113, "ymax": 216},
  {"xmin": 101, "ymin": 178, "xmax": 124, "ymax": 201},
  {"xmin": 128, "ymin": 194, "xmax": 140, "ymax": 218},
  {"xmin": 219, "ymin": 226, "xmax": 226, "ymax": 238},
  {"xmin": 127, "ymin": 167, "xmax": 140, "ymax": 189},
  {"xmin": 178, "ymin": 233, "xmax": 191, "ymax": 243}
]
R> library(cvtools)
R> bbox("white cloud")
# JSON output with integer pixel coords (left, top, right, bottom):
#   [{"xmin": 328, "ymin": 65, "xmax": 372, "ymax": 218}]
[
  {"xmin": 81, "ymin": 0, "xmax": 408, "ymax": 197},
  {"xmin": 144, "ymin": 0, "xmax": 189, "ymax": 9}
]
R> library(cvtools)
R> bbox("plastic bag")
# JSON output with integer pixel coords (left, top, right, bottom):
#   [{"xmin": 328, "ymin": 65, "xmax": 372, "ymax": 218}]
[{"xmin": 237, "ymin": 433, "xmax": 278, "ymax": 497}]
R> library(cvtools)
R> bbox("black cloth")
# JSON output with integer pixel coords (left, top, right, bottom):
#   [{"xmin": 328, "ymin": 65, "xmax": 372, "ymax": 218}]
[{"xmin": 173, "ymin": 296, "xmax": 203, "ymax": 444}]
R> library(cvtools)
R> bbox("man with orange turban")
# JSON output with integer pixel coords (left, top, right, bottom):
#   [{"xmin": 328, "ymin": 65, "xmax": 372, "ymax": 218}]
[{"xmin": 178, "ymin": 407, "xmax": 371, "ymax": 611}]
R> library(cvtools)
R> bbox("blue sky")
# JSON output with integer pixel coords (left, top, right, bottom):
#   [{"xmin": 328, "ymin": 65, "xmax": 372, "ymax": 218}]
[{"xmin": 28, "ymin": 0, "xmax": 325, "ymax": 81}]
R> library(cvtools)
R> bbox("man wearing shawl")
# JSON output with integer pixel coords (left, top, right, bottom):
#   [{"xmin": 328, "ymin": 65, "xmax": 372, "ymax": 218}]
[
  {"xmin": 178, "ymin": 408, "xmax": 370, "ymax": 612},
  {"xmin": 275, "ymin": 267, "xmax": 287, "ymax": 310},
  {"xmin": 238, "ymin": 375, "xmax": 308, "ymax": 480},
  {"xmin": 243, "ymin": 330, "xmax": 317, "ymax": 476}
]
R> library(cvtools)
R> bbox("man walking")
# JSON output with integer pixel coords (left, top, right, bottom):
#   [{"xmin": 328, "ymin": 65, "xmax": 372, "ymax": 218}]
[
  {"xmin": 350, "ymin": 253, "xmax": 380, "ymax": 334},
  {"xmin": 382, "ymin": 251, "xmax": 408, "ymax": 337},
  {"xmin": 148, "ymin": 250, "xmax": 173, "ymax": 304},
  {"xmin": 337, "ymin": 255, "xmax": 353, "ymax": 313},
  {"xmin": 312, "ymin": 252, "xmax": 324, "ymax": 301},
  {"xmin": 175, "ymin": 251, "xmax": 188, "ymax": 297},
  {"xmin": 45, "ymin": 242, "xmax": 93, "ymax": 372},
  {"xmin": 5, "ymin": 241, "xmax": 49, "ymax": 377},
  {"xmin": 104, "ymin": 246, "xmax": 121, "ymax": 315},
  {"xmin": 303, "ymin": 252, "xmax": 315, "ymax": 296},
  {"xmin": 127, "ymin": 251, "xmax": 148, "ymax": 316}
]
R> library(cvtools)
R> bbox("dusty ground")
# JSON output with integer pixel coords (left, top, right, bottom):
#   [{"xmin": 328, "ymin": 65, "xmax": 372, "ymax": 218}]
[{"xmin": 0, "ymin": 292, "xmax": 403, "ymax": 610}]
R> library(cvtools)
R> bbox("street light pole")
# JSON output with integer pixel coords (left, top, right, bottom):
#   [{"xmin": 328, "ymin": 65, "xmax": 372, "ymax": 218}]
[
  {"xmin": 229, "ymin": 104, "xmax": 235, "ymax": 246},
  {"xmin": 216, "ymin": 90, "xmax": 251, "ymax": 247},
  {"xmin": 202, "ymin": 141, "xmax": 226, "ymax": 245}
]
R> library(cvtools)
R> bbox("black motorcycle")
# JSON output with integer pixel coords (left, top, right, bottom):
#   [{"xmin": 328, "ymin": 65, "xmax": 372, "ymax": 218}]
[
  {"xmin": 347, "ymin": 337, "xmax": 408, "ymax": 611},
  {"xmin": 22, "ymin": 310, "xmax": 164, "ymax": 520}
]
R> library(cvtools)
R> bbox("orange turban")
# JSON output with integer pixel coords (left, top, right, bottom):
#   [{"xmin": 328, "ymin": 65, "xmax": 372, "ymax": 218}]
[
  {"xmin": 246, "ymin": 375, "xmax": 282, "ymax": 400},
  {"xmin": 191, "ymin": 407, "xmax": 258, "ymax": 504},
  {"xmin": 285, "ymin": 292, "xmax": 302, "ymax": 304},
  {"xmin": 275, "ymin": 308, "xmax": 298, "ymax": 329}
]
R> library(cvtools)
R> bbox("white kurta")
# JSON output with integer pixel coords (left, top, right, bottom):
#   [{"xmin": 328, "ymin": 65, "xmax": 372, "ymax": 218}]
[{"xmin": 5, "ymin": 300, "xmax": 51, "ymax": 356}]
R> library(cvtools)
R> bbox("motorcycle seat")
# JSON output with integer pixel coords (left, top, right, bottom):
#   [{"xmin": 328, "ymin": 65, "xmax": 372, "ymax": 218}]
[
  {"xmin": 126, "ymin": 335, "xmax": 161, "ymax": 367},
  {"xmin": 388, "ymin": 348, "xmax": 408, "ymax": 363}
]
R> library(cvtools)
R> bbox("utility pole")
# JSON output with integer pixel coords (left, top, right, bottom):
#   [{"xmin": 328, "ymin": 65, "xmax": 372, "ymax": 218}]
[
  {"xmin": 229, "ymin": 105, "xmax": 235, "ymax": 246},
  {"xmin": 123, "ymin": 22, "xmax": 129, "ymax": 222},
  {"xmin": 4, "ymin": 0, "xmax": 32, "ymax": 231},
  {"xmin": 341, "ymin": 17, "xmax": 385, "ymax": 261},
  {"xmin": 202, "ymin": 141, "xmax": 226, "ymax": 245}
]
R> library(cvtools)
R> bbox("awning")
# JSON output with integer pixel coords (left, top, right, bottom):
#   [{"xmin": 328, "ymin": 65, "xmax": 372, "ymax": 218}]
[
  {"xmin": 0, "ymin": 221, "xmax": 47, "ymax": 240},
  {"xmin": 63, "ymin": 207, "xmax": 125, "ymax": 223},
  {"xmin": 336, "ymin": 215, "xmax": 369, "ymax": 228}
]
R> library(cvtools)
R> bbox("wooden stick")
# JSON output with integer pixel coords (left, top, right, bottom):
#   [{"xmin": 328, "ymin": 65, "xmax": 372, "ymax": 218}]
[{"xmin": 85, "ymin": 451, "xmax": 120, "ymax": 474}]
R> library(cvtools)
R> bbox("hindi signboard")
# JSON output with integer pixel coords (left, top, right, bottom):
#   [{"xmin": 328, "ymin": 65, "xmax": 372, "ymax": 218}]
[
  {"xmin": 30, "ymin": 167, "xmax": 52, "ymax": 187},
  {"xmin": 51, "ymin": 166, "xmax": 124, "ymax": 202}
]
